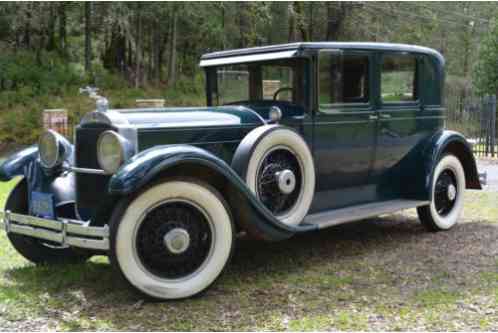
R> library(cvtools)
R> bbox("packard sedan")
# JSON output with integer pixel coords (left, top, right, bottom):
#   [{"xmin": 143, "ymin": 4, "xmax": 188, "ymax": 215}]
[{"xmin": 0, "ymin": 43, "xmax": 481, "ymax": 300}]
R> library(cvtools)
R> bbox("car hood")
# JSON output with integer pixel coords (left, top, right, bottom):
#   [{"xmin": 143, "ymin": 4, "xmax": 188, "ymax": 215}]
[{"xmin": 82, "ymin": 106, "xmax": 266, "ymax": 129}]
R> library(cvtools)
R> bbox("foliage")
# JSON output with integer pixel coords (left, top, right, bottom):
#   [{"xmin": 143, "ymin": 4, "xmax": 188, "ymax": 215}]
[
  {"xmin": 474, "ymin": 18, "xmax": 498, "ymax": 96},
  {"xmin": 0, "ymin": 2, "xmax": 496, "ymax": 146}
]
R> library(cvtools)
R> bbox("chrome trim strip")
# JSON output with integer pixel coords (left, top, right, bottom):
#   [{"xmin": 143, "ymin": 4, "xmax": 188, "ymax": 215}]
[
  {"xmin": 199, "ymin": 50, "xmax": 298, "ymax": 67},
  {"xmin": 0, "ymin": 210, "xmax": 109, "ymax": 250},
  {"xmin": 68, "ymin": 166, "xmax": 107, "ymax": 175},
  {"xmin": 11, "ymin": 213, "xmax": 62, "ymax": 231}
]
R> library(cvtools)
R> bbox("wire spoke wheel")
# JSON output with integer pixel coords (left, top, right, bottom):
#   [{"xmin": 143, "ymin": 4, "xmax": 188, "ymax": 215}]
[
  {"xmin": 256, "ymin": 146, "xmax": 303, "ymax": 216},
  {"xmin": 134, "ymin": 200, "xmax": 213, "ymax": 280}
]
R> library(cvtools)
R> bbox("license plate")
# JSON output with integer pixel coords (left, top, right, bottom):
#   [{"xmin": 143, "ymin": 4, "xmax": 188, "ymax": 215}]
[{"xmin": 30, "ymin": 192, "xmax": 55, "ymax": 219}]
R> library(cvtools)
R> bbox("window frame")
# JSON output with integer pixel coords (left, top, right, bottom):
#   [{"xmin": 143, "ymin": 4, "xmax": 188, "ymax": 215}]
[
  {"xmin": 379, "ymin": 51, "xmax": 422, "ymax": 106},
  {"xmin": 317, "ymin": 49, "xmax": 373, "ymax": 114}
]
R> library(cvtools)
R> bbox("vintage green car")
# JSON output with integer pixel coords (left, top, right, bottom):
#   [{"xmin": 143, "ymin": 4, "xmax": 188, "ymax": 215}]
[{"xmin": 0, "ymin": 42, "xmax": 481, "ymax": 300}]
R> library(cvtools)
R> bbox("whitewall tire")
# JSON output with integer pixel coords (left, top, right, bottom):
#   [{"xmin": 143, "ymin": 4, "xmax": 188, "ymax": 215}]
[
  {"xmin": 245, "ymin": 128, "xmax": 315, "ymax": 226},
  {"xmin": 417, "ymin": 154, "xmax": 466, "ymax": 231},
  {"xmin": 110, "ymin": 179, "xmax": 234, "ymax": 300}
]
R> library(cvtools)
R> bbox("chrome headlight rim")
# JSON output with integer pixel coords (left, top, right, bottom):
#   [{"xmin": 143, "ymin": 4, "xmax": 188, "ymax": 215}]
[
  {"xmin": 39, "ymin": 130, "xmax": 64, "ymax": 169},
  {"xmin": 97, "ymin": 130, "xmax": 129, "ymax": 174}
]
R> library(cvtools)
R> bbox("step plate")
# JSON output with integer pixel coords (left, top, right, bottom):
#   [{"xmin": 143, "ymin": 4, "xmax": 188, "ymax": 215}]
[{"xmin": 303, "ymin": 200, "xmax": 429, "ymax": 229}]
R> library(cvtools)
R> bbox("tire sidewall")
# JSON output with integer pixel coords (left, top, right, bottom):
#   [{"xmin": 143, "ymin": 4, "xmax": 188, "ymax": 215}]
[
  {"xmin": 112, "ymin": 180, "xmax": 233, "ymax": 300},
  {"xmin": 429, "ymin": 155, "xmax": 466, "ymax": 230},
  {"xmin": 245, "ymin": 128, "xmax": 315, "ymax": 226}
]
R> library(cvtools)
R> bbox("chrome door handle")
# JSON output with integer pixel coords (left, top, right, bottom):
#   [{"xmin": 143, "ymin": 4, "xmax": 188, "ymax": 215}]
[{"xmin": 369, "ymin": 115, "xmax": 378, "ymax": 120}]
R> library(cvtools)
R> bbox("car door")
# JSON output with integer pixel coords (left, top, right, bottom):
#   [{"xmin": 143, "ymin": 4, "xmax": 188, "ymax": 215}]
[
  {"xmin": 311, "ymin": 49, "xmax": 378, "ymax": 212},
  {"xmin": 372, "ymin": 52, "xmax": 425, "ymax": 196}
]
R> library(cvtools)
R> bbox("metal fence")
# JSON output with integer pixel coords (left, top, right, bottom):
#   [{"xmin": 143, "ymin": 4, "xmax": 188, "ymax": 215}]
[{"xmin": 446, "ymin": 94, "xmax": 498, "ymax": 158}]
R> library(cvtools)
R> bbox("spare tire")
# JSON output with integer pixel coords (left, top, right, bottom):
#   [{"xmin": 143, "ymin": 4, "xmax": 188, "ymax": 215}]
[{"xmin": 232, "ymin": 125, "xmax": 315, "ymax": 226}]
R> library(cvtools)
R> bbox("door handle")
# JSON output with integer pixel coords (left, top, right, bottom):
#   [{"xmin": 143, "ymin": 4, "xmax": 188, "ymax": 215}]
[
  {"xmin": 369, "ymin": 115, "xmax": 378, "ymax": 120},
  {"xmin": 380, "ymin": 114, "xmax": 391, "ymax": 119}
]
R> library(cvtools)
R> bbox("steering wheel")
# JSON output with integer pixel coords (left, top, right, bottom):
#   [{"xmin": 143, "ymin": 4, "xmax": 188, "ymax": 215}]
[{"xmin": 273, "ymin": 87, "xmax": 295, "ymax": 101}]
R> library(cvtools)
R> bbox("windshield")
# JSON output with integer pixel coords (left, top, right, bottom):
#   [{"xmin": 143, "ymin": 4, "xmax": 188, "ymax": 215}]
[{"xmin": 207, "ymin": 58, "xmax": 307, "ymax": 107}]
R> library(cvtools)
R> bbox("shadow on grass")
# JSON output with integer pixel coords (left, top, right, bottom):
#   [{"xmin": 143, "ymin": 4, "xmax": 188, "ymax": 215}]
[{"xmin": 3, "ymin": 215, "xmax": 498, "ymax": 330}]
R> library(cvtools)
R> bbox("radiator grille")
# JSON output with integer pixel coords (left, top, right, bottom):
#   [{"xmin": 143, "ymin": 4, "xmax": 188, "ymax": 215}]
[{"xmin": 75, "ymin": 126, "xmax": 112, "ymax": 213}]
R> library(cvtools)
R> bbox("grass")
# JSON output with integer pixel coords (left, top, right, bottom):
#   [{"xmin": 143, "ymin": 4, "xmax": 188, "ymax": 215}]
[{"xmin": 0, "ymin": 181, "xmax": 498, "ymax": 330}]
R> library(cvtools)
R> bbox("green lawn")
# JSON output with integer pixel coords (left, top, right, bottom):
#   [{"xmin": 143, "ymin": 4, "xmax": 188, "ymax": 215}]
[{"xmin": 0, "ymin": 181, "xmax": 497, "ymax": 331}]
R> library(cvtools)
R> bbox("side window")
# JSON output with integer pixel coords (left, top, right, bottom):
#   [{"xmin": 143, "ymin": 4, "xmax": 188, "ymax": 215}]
[
  {"xmin": 319, "ymin": 52, "xmax": 370, "ymax": 110},
  {"xmin": 381, "ymin": 54, "xmax": 418, "ymax": 102}
]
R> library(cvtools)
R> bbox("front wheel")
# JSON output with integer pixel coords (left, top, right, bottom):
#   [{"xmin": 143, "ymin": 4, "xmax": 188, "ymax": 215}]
[
  {"xmin": 417, "ymin": 154, "xmax": 466, "ymax": 231},
  {"xmin": 109, "ymin": 179, "xmax": 234, "ymax": 300}
]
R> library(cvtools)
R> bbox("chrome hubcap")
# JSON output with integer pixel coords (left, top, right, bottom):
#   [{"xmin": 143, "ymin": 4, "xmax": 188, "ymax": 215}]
[
  {"xmin": 447, "ymin": 184, "xmax": 457, "ymax": 201},
  {"xmin": 163, "ymin": 228, "xmax": 190, "ymax": 254},
  {"xmin": 276, "ymin": 169, "xmax": 296, "ymax": 194}
]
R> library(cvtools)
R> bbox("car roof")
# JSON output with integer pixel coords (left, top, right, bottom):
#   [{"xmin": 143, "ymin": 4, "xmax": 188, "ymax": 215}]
[{"xmin": 200, "ymin": 42, "xmax": 444, "ymax": 66}]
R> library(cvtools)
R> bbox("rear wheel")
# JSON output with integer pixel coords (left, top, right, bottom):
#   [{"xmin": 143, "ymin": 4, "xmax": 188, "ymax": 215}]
[
  {"xmin": 417, "ymin": 154, "xmax": 465, "ymax": 231},
  {"xmin": 109, "ymin": 179, "xmax": 234, "ymax": 300},
  {"xmin": 5, "ymin": 180, "xmax": 92, "ymax": 264}
]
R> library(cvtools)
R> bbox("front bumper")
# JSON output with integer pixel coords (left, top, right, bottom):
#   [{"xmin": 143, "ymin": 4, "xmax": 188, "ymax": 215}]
[{"xmin": 0, "ymin": 210, "xmax": 109, "ymax": 250}]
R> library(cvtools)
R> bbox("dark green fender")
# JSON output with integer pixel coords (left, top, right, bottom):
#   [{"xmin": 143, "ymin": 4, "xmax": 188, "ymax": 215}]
[
  {"xmin": 423, "ymin": 130, "xmax": 481, "ymax": 196},
  {"xmin": 0, "ymin": 145, "xmax": 77, "ymax": 208},
  {"xmin": 108, "ymin": 145, "xmax": 316, "ymax": 241},
  {"xmin": 395, "ymin": 130, "xmax": 481, "ymax": 202},
  {"xmin": 0, "ymin": 146, "xmax": 38, "ymax": 181}
]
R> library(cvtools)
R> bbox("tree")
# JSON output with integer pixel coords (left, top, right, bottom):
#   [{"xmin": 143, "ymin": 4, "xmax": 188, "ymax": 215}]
[
  {"xmin": 84, "ymin": 2, "xmax": 92, "ymax": 73},
  {"xmin": 474, "ymin": 18, "xmax": 498, "ymax": 96},
  {"xmin": 58, "ymin": 2, "xmax": 67, "ymax": 56},
  {"xmin": 167, "ymin": 4, "xmax": 178, "ymax": 87}
]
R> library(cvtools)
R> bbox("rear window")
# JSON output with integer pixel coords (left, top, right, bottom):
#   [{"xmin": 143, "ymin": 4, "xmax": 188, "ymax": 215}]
[{"xmin": 381, "ymin": 54, "xmax": 418, "ymax": 102}]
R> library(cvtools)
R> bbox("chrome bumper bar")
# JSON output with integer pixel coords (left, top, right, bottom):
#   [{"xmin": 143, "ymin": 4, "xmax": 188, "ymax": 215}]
[{"xmin": 0, "ymin": 210, "xmax": 109, "ymax": 250}]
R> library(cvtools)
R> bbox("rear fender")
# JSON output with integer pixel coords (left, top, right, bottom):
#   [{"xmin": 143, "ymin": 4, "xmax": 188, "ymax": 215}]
[
  {"xmin": 109, "ymin": 145, "xmax": 315, "ymax": 241},
  {"xmin": 423, "ymin": 130, "xmax": 481, "ymax": 200}
]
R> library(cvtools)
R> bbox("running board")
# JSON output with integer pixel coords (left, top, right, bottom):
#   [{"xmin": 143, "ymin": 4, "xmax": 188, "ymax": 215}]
[{"xmin": 302, "ymin": 199, "xmax": 429, "ymax": 229}]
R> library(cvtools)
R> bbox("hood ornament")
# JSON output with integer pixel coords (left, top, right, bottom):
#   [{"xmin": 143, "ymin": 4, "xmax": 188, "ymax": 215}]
[{"xmin": 79, "ymin": 86, "xmax": 109, "ymax": 113}]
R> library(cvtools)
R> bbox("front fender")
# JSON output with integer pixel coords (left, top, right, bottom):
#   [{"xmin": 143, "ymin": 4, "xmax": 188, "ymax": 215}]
[
  {"xmin": 109, "ymin": 145, "xmax": 316, "ymax": 241},
  {"xmin": 423, "ymin": 130, "xmax": 481, "ymax": 199},
  {"xmin": 0, "ymin": 145, "xmax": 76, "ymax": 209},
  {"xmin": 0, "ymin": 146, "xmax": 38, "ymax": 181}
]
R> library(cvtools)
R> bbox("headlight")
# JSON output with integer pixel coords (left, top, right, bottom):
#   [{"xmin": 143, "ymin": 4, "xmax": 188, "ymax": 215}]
[
  {"xmin": 97, "ymin": 131, "xmax": 131, "ymax": 174},
  {"xmin": 39, "ymin": 130, "xmax": 67, "ymax": 168}
]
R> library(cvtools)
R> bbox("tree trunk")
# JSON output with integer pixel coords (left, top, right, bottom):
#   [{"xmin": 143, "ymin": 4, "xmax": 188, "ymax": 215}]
[
  {"xmin": 308, "ymin": 3, "xmax": 313, "ymax": 41},
  {"xmin": 153, "ymin": 20, "xmax": 161, "ymax": 84},
  {"xmin": 220, "ymin": 4, "xmax": 226, "ymax": 49},
  {"xmin": 58, "ymin": 2, "xmax": 67, "ymax": 55},
  {"xmin": 24, "ymin": 4, "xmax": 31, "ymax": 49},
  {"xmin": 326, "ymin": 3, "xmax": 347, "ymax": 41},
  {"xmin": 167, "ymin": 8, "xmax": 178, "ymax": 87},
  {"xmin": 238, "ymin": 2, "xmax": 250, "ymax": 48},
  {"xmin": 293, "ymin": 2, "xmax": 307, "ymax": 41},
  {"xmin": 288, "ymin": 3, "xmax": 296, "ymax": 42},
  {"xmin": 84, "ymin": 2, "xmax": 92, "ymax": 74},
  {"xmin": 135, "ymin": 4, "xmax": 142, "ymax": 88},
  {"xmin": 46, "ymin": 3, "xmax": 57, "ymax": 51}
]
